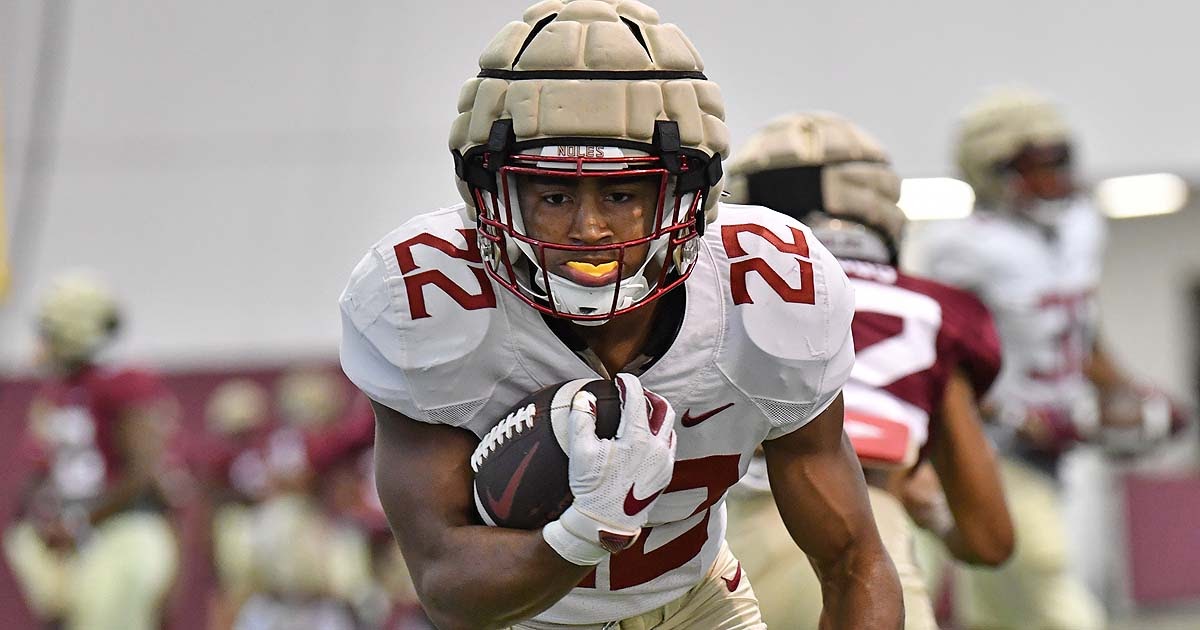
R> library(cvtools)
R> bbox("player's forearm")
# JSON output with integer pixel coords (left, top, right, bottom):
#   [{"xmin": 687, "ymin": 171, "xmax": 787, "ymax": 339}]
[
  {"xmin": 930, "ymin": 370, "xmax": 1015, "ymax": 566},
  {"xmin": 815, "ymin": 544, "xmax": 903, "ymax": 630},
  {"xmin": 940, "ymin": 523, "xmax": 1011, "ymax": 566},
  {"xmin": 1085, "ymin": 341, "xmax": 1128, "ymax": 393},
  {"xmin": 409, "ymin": 525, "xmax": 593, "ymax": 629},
  {"xmin": 933, "ymin": 460, "xmax": 1013, "ymax": 566}
]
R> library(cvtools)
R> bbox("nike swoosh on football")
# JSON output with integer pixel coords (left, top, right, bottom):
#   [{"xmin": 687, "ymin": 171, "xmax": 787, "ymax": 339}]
[
  {"xmin": 484, "ymin": 441, "xmax": 540, "ymax": 522},
  {"xmin": 681, "ymin": 402, "xmax": 735, "ymax": 428},
  {"xmin": 722, "ymin": 562, "xmax": 743, "ymax": 592},
  {"xmin": 623, "ymin": 484, "xmax": 665, "ymax": 516}
]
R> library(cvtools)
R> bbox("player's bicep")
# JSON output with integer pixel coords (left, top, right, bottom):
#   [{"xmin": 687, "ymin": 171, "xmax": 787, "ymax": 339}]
[
  {"xmin": 371, "ymin": 400, "xmax": 480, "ymax": 562},
  {"xmin": 762, "ymin": 394, "xmax": 875, "ymax": 564}
]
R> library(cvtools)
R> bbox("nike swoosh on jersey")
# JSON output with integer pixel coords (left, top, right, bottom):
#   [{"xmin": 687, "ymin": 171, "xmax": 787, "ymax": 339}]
[
  {"xmin": 484, "ymin": 441, "xmax": 540, "ymax": 522},
  {"xmin": 681, "ymin": 402, "xmax": 735, "ymax": 428},
  {"xmin": 722, "ymin": 562, "xmax": 743, "ymax": 592},
  {"xmin": 622, "ymin": 484, "xmax": 665, "ymax": 516}
]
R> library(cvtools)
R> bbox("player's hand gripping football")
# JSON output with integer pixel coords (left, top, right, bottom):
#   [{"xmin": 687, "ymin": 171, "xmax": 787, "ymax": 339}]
[{"xmin": 543, "ymin": 373, "xmax": 677, "ymax": 566}]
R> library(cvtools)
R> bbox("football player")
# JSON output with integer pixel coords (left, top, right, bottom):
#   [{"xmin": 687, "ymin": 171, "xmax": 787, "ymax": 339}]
[
  {"xmin": 338, "ymin": 1, "xmax": 902, "ymax": 628},
  {"xmin": 905, "ymin": 88, "xmax": 1189, "ymax": 629},
  {"xmin": 722, "ymin": 112, "xmax": 1014, "ymax": 629},
  {"xmin": 4, "ymin": 271, "xmax": 180, "ymax": 630},
  {"xmin": 199, "ymin": 379, "xmax": 273, "ymax": 630},
  {"xmin": 228, "ymin": 369, "xmax": 377, "ymax": 630}
]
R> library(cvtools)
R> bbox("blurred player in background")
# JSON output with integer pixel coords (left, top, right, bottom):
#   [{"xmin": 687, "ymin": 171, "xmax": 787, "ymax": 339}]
[
  {"xmin": 722, "ymin": 112, "xmax": 1014, "ymax": 629},
  {"xmin": 289, "ymin": 374, "xmax": 427, "ymax": 629},
  {"xmin": 340, "ymin": 1, "xmax": 902, "ymax": 627},
  {"xmin": 199, "ymin": 378, "xmax": 273, "ymax": 629},
  {"xmin": 3, "ymin": 271, "xmax": 182, "ymax": 630},
  {"xmin": 906, "ymin": 88, "xmax": 1190, "ymax": 629},
  {"xmin": 217, "ymin": 368, "xmax": 360, "ymax": 630},
  {"xmin": 209, "ymin": 367, "xmax": 420, "ymax": 630}
]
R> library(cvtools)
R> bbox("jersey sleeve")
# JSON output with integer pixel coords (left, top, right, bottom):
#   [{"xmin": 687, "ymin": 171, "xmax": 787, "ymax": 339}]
[
  {"xmin": 762, "ymin": 231, "xmax": 856, "ymax": 440},
  {"xmin": 94, "ymin": 368, "xmax": 172, "ymax": 415},
  {"xmin": 904, "ymin": 219, "xmax": 993, "ymax": 294},
  {"xmin": 338, "ymin": 207, "xmax": 506, "ymax": 429},
  {"xmin": 935, "ymin": 282, "xmax": 1003, "ymax": 399},
  {"xmin": 338, "ymin": 247, "xmax": 423, "ymax": 420}
]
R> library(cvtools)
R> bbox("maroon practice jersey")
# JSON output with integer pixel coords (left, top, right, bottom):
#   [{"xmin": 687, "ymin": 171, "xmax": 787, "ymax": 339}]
[
  {"xmin": 25, "ymin": 366, "xmax": 171, "ymax": 504},
  {"xmin": 839, "ymin": 259, "xmax": 1003, "ymax": 467}
]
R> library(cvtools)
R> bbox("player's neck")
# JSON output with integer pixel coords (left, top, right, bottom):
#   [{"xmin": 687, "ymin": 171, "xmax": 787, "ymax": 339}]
[{"xmin": 569, "ymin": 301, "xmax": 662, "ymax": 377}]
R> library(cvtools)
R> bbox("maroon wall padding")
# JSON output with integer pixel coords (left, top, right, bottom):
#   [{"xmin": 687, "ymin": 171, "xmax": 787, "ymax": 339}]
[
  {"xmin": 0, "ymin": 361, "xmax": 345, "ymax": 630},
  {"xmin": 1125, "ymin": 473, "xmax": 1200, "ymax": 606},
  {"xmin": 0, "ymin": 378, "xmax": 42, "ymax": 628}
]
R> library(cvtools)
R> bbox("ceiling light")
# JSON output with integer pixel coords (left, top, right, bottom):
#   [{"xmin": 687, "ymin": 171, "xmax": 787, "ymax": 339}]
[
  {"xmin": 898, "ymin": 178, "xmax": 976, "ymax": 221},
  {"xmin": 1095, "ymin": 173, "xmax": 1189, "ymax": 219}
]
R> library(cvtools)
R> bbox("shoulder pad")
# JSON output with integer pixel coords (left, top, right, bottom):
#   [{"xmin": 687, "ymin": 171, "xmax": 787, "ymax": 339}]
[
  {"xmin": 341, "ymin": 205, "xmax": 498, "ymax": 367},
  {"xmin": 903, "ymin": 216, "xmax": 1009, "ymax": 291},
  {"xmin": 90, "ymin": 366, "xmax": 170, "ymax": 410},
  {"xmin": 707, "ymin": 203, "xmax": 856, "ymax": 436},
  {"xmin": 901, "ymin": 273, "xmax": 1003, "ymax": 398},
  {"xmin": 339, "ymin": 205, "xmax": 507, "ymax": 425}
]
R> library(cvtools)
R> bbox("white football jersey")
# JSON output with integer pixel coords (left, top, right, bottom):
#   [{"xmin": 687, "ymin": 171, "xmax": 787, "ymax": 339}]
[
  {"xmin": 339, "ymin": 201, "xmax": 855, "ymax": 624},
  {"xmin": 905, "ymin": 200, "xmax": 1107, "ymax": 420}
]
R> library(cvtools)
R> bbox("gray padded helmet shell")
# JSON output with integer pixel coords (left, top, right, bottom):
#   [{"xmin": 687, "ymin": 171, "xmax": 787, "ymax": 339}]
[
  {"xmin": 726, "ymin": 111, "xmax": 904, "ymax": 248},
  {"xmin": 956, "ymin": 87, "xmax": 1071, "ymax": 206},
  {"xmin": 449, "ymin": 0, "xmax": 728, "ymax": 220}
]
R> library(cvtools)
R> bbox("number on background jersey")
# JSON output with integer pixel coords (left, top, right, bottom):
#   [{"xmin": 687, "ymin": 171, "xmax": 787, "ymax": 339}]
[
  {"xmin": 393, "ymin": 229, "xmax": 497, "ymax": 320},
  {"xmin": 844, "ymin": 281, "xmax": 943, "ymax": 466},
  {"xmin": 579, "ymin": 454, "xmax": 741, "ymax": 591},
  {"xmin": 721, "ymin": 224, "xmax": 816, "ymax": 305},
  {"xmin": 851, "ymin": 281, "xmax": 942, "ymax": 387},
  {"xmin": 1028, "ymin": 292, "xmax": 1092, "ymax": 382}
]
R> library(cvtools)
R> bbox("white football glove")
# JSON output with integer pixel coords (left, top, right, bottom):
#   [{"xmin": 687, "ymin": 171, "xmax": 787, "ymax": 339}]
[{"xmin": 543, "ymin": 373, "xmax": 677, "ymax": 565}]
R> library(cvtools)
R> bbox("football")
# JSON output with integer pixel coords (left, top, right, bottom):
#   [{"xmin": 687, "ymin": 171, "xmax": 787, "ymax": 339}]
[{"xmin": 471, "ymin": 379, "xmax": 621, "ymax": 529}]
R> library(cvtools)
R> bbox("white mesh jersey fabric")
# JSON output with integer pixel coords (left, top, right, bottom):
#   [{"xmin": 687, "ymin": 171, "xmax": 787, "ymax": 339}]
[
  {"xmin": 429, "ymin": 399, "xmax": 489, "ymax": 428},
  {"xmin": 750, "ymin": 396, "xmax": 816, "ymax": 430},
  {"xmin": 338, "ymin": 201, "xmax": 855, "ymax": 624}
]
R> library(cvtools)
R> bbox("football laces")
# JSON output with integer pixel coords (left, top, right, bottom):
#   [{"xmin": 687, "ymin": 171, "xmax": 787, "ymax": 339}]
[{"xmin": 471, "ymin": 403, "xmax": 537, "ymax": 472}]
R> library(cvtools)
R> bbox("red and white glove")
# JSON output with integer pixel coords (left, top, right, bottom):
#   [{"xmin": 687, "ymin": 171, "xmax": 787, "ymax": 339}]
[{"xmin": 542, "ymin": 373, "xmax": 677, "ymax": 566}]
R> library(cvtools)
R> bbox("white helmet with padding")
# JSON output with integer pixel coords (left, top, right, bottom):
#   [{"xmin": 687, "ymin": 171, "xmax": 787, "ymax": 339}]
[
  {"xmin": 449, "ymin": 0, "xmax": 729, "ymax": 323},
  {"xmin": 956, "ymin": 87, "xmax": 1071, "ymax": 207}
]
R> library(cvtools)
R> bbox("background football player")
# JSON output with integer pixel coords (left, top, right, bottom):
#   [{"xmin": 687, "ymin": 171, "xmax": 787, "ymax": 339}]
[
  {"xmin": 338, "ymin": 1, "xmax": 902, "ymax": 628},
  {"xmin": 722, "ymin": 112, "xmax": 1014, "ymax": 629},
  {"xmin": 197, "ymin": 378, "xmax": 273, "ymax": 630},
  {"xmin": 3, "ymin": 271, "xmax": 181, "ymax": 630},
  {"xmin": 905, "ymin": 88, "xmax": 1190, "ymax": 629}
]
